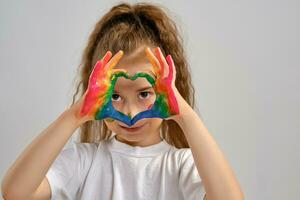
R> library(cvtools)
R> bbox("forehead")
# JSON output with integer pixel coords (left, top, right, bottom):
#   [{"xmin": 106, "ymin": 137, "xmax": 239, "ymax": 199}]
[
  {"xmin": 115, "ymin": 60, "xmax": 154, "ymax": 76},
  {"xmin": 113, "ymin": 56, "xmax": 156, "ymax": 90},
  {"xmin": 113, "ymin": 46, "xmax": 155, "ymax": 76}
]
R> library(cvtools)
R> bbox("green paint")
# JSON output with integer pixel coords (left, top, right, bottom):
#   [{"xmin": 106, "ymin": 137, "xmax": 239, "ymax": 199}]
[
  {"xmin": 155, "ymin": 93, "xmax": 169, "ymax": 118},
  {"xmin": 106, "ymin": 118, "xmax": 115, "ymax": 122},
  {"xmin": 110, "ymin": 71, "xmax": 156, "ymax": 86}
]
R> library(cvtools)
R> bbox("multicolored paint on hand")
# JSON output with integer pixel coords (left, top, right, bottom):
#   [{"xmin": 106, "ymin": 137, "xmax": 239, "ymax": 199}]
[
  {"xmin": 145, "ymin": 47, "xmax": 180, "ymax": 118},
  {"xmin": 79, "ymin": 50, "xmax": 124, "ymax": 119},
  {"xmin": 79, "ymin": 48, "xmax": 180, "ymax": 127}
]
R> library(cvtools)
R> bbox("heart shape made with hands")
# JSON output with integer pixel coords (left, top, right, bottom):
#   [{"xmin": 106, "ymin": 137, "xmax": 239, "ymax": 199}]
[{"xmin": 95, "ymin": 70, "xmax": 175, "ymax": 127}]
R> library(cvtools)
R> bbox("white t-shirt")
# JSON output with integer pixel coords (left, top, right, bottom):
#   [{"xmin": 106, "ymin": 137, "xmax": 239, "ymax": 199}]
[{"xmin": 46, "ymin": 134, "xmax": 206, "ymax": 200}]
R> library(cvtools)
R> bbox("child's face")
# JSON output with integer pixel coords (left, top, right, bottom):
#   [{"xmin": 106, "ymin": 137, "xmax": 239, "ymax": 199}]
[{"xmin": 104, "ymin": 46, "xmax": 163, "ymax": 146}]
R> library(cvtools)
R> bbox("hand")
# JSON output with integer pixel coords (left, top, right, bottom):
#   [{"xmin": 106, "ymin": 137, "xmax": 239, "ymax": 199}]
[
  {"xmin": 145, "ymin": 46, "xmax": 186, "ymax": 120},
  {"xmin": 74, "ymin": 50, "xmax": 124, "ymax": 123}
]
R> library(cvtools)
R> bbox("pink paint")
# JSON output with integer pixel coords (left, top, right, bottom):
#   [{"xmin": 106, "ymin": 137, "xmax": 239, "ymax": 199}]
[{"xmin": 79, "ymin": 51, "xmax": 124, "ymax": 118}]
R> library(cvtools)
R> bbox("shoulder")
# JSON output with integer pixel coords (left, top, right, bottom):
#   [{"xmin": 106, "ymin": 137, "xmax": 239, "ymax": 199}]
[
  {"xmin": 46, "ymin": 142, "xmax": 99, "ymax": 199},
  {"xmin": 168, "ymin": 145, "xmax": 192, "ymax": 158},
  {"xmin": 177, "ymin": 148, "xmax": 194, "ymax": 167},
  {"xmin": 58, "ymin": 142, "xmax": 99, "ymax": 168},
  {"xmin": 165, "ymin": 146, "xmax": 194, "ymax": 168},
  {"xmin": 175, "ymin": 147, "xmax": 206, "ymax": 199},
  {"xmin": 62, "ymin": 141, "xmax": 98, "ymax": 157},
  {"xmin": 70, "ymin": 142, "xmax": 98, "ymax": 158}
]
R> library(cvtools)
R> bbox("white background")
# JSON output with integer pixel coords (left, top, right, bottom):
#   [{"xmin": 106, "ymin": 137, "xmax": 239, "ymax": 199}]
[{"xmin": 1, "ymin": 0, "xmax": 299, "ymax": 199}]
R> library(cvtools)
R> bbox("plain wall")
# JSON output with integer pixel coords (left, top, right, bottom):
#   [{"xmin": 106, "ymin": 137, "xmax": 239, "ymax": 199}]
[{"xmin": 1, "ymin": 0, "xmax": 299, "ymax": 199}]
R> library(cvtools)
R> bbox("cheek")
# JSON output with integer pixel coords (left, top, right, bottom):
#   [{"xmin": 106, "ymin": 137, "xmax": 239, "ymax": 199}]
[
  {"xmin": 104, "ymin": 119, "xmax": 119, "ymax": 131},
  {"xmin": 147, "ymin": 118, "xmax": 163, "ymax": 129}
]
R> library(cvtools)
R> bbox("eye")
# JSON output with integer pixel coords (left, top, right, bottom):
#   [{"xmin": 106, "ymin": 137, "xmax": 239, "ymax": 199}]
[
  {"xmin": 139, "ymin": 91, "xmax": 151, "ymax": 99},
  {"xmin": 112, "ymin": 93, "xmax": 122, "ymax": 102}
]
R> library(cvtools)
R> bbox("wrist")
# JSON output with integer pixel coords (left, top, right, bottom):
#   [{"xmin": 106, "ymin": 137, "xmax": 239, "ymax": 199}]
[
  {"xmin": 64, "ymin": 107, "xmax": 86, "ymax": 128},
  {"xmin": 173, "ymin": 100, "xmax": 196, "ymax": 128}
]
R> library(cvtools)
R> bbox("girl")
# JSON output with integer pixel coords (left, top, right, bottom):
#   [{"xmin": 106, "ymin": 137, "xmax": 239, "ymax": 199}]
[{"xmin": 1, "ymin": 2, "xmax": 244, "ymax": 200}]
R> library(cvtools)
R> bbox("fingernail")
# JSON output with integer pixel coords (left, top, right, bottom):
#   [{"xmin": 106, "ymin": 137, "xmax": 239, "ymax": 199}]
[{"xmin": 155, "ymin": 47, "xmax": 160, "ymax": 54}]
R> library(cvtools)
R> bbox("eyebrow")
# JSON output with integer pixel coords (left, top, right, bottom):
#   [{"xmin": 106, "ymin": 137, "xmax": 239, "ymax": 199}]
[{"xmin": 114, "ymin": 86, "xmax": 153, "ymax": 93}]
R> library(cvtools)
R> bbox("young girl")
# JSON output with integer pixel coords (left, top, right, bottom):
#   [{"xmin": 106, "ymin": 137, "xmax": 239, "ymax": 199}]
[{"xmin": 1, "ymin": 2, "xmax": 244, "ymax": 200}]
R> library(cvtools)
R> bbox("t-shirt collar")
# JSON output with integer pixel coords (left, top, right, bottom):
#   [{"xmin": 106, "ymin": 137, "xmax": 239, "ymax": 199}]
[{"xmin": 107, "ymin": 134, "xmax": 171, "ymax": 157}]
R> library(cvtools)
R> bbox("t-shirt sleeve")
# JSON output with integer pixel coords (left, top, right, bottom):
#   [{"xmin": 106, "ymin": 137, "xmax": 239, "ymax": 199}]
[
  {"xmin": 45, "ymin": 142, "xmax": 97, "ymax": 199},
  {"xmin": 178, "ymin": 148, "xmax": 206, "ymax": 200}
]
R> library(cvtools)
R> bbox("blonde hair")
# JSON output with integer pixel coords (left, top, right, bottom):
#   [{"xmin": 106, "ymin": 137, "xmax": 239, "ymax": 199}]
[{"xmin": 71, "ymin": 2, "xmax": 196, "ymax": 148}]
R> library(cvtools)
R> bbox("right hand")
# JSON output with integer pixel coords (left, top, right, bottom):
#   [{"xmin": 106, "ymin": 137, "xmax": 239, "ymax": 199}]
[{"xmin": 71, "ymin": 50, "xmax": 125, "ymax": 124}]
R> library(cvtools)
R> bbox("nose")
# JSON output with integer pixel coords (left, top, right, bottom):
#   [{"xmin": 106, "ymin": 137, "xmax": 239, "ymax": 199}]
[{"xmin": 121, "ymin": 100, "xmax": 142, "ymax": 119}]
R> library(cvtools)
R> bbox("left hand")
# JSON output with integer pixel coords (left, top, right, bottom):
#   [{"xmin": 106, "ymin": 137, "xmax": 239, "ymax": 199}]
[{"xmin": 145, "ymin": 46, "xmax": 190, "ymax": 121}]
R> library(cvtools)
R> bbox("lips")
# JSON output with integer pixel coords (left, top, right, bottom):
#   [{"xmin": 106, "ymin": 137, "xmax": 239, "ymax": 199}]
[
  {"xmin": 118, "ymin": 123, "xmax": 146, "ymax": 132},
  {"xmin": 118, "ymin": 121, "xmax": 145, "ymax": 128},
  {"xmin": 120, "ymin": 124, "xmax": 142, "ymax": 128}
]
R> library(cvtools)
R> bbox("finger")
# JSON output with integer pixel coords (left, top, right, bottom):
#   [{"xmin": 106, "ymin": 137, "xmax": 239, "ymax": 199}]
[
  {"xmin": 89, "ymin": 60, "xmax": 103, "ymax": 86},
  {"xmin": 88, "ymin": 51, "xmax": 112, "ymax": 86},
  {"xmin": 105, "ymin": 50, "xmax": 124, "ymax": 71},
  {"xmin": 111, "ymin": 68, "xmax": 127, "ymax": 74},
  {"xmin": 154, "ymin": 47, "xmax": 168, "ymax": 78},
  {"xmin": 166, "ymin": 55, "xmax": 176, "ymax": 85},
  {"xmin": 101, "ymin": 51, "xmax": 112, "ymax": 66},
  {"xmin": 145, "ymin": 47, "xmax": 161, "ymax": 77},
  {"xmin": 143, "ymin": 69, "xmax": 157, "ymax": 79}
]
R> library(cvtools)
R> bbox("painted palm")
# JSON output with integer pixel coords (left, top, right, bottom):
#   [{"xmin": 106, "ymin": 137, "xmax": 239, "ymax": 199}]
[
  {"xmin": 145, "ymin": 47, "xmax": 179, "ymax": 118},
  {"xmin": 79, "ymin": 50, "xmax": 124, "ymax": 120}
]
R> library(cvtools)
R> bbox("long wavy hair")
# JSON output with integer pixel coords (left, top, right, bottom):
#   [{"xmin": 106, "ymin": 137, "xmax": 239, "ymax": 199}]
[{"xmin": 70, "ymin": 2, "xmax": 196, "ymax": 148}]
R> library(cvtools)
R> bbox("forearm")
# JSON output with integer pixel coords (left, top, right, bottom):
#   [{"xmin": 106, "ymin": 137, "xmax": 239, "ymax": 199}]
[
  {"xmin": 174, "ymin": 104, "xmax": 244, "ymax": 200},
  {"xmin": 1, "ymin": 108, "xmax": 81, "ymax": 198}
]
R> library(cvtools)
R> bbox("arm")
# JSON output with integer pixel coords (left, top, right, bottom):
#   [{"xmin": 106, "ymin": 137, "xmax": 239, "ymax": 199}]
[
  {"xmin": 1, "ymin": 50, "xmax": 122, "ymax": 200},
  {"xmin": 1, "ymin": 108, "xmax": 82, "ymax": 199},
  {"xmin": 146, "ymin": 46, "xmax": 244, "ymax": 200},
  {"xmin": 174, "ymin": 97, "xmax": 244, "ymax": 200}
]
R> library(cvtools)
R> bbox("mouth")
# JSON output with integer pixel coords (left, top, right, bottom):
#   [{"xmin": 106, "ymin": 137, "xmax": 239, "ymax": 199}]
[{"xmin": 118, "ymin": 123, "xmax": 146, "ymax": 132}]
